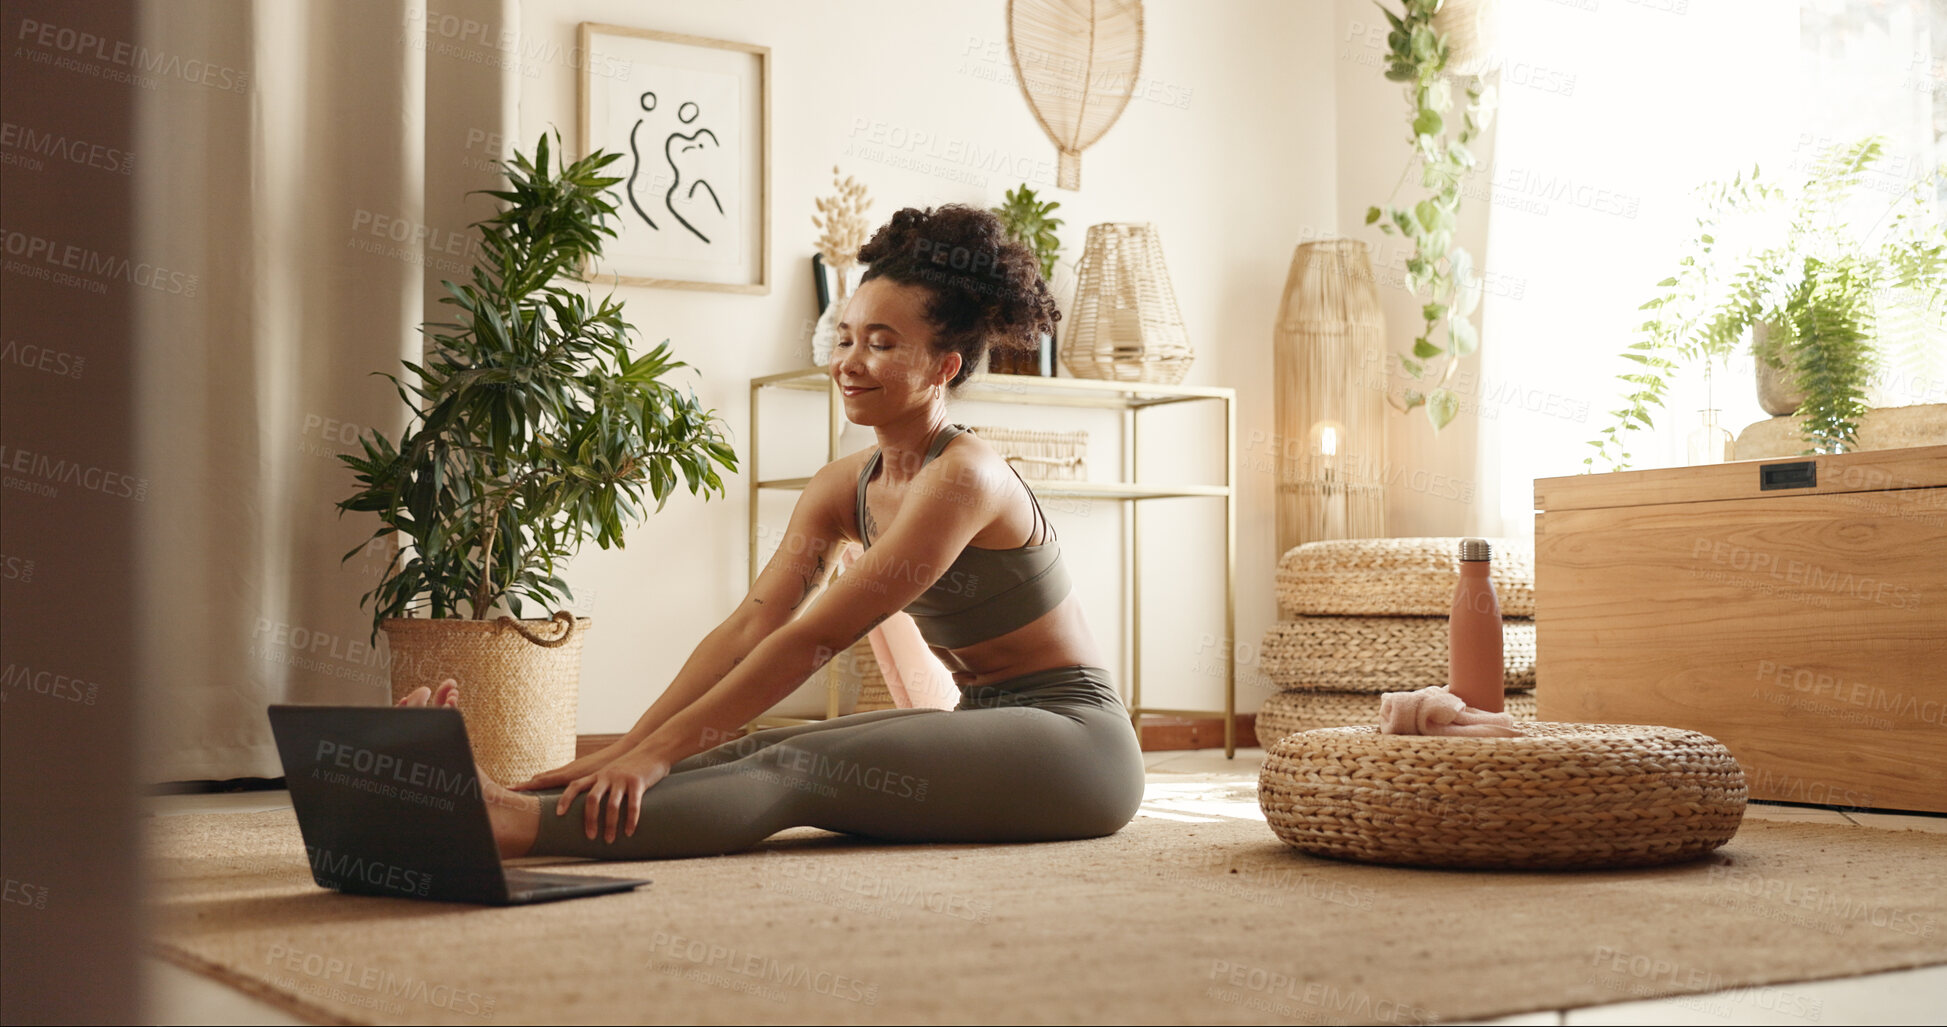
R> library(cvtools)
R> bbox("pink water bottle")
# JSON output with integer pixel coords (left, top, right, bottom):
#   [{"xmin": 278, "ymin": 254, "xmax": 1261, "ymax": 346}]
[{"xmin": 1449, "ymin": 537, "xmax": 1504, "ymax": 713}]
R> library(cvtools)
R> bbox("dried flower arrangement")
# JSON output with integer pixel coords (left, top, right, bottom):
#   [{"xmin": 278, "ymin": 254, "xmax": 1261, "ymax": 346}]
[{"xmin": 811, "ymin": 165, "xmax": 872, "ymax": 304}]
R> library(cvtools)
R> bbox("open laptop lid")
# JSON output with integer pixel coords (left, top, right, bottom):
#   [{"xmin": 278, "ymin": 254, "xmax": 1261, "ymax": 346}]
[{"xmin": 268, "ymin": 705, "xmax": 508, "ymax": 904}]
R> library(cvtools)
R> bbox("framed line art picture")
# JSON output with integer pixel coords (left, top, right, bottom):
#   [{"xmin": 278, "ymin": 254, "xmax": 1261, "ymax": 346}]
[{"xmin": 578, "ymin": 23, "xmax": 770, "ymax": 294}]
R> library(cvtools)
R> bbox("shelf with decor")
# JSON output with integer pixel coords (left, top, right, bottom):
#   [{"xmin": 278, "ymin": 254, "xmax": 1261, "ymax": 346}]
[{"xmin": 745, "ymin": 365, "xmax": 1239, "ymax": 756}]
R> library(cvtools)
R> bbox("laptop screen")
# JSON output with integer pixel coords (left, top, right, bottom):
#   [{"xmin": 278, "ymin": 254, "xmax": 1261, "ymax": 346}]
[{"xmin": 267, "ymin": 705, "xmax": 506, "ymax": 902}]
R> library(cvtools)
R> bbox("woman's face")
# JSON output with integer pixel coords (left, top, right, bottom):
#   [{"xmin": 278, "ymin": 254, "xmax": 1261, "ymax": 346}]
[{"xmin": 831, "ymin": 276, "xmax": 960, "ymax": 426}]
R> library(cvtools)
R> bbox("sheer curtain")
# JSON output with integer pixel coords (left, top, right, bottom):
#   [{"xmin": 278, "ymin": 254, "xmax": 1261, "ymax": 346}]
[
  {"xmin": 1475, "ymin": 0, "xmax": 1940, "ymax": 536},
  {"xmin": 133, "ymin": 0, "xmax": 518, "ymax": 780}
]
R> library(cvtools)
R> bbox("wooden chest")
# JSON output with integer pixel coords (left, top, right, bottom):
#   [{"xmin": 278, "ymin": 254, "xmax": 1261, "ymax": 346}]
[{"xmin": 1533, "ymin": 445, "xmax": 1947, "ymax": 813}]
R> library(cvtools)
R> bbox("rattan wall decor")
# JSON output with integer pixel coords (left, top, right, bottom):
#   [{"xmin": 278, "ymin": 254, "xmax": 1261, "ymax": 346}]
[
  {"xmin": 1006, "ymin": 0, "xmax": 1144, "ymax": 190},
  {"xmin": 966, "ymin": 424, "xmax": 1089, "ymax": 482},
  {"xmin": 1273, "ymin": 239, "xmax": 1387, "ymax": 554},
  {"xmin": 1059, "ymin": 222, "xmax": 1193, "ymax": 384}
]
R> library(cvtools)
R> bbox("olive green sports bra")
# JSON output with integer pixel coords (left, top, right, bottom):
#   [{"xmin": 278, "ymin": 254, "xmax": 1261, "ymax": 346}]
[{"xmin": 855, "ymin": 423, "xmax": 1072, "ymax": 649}]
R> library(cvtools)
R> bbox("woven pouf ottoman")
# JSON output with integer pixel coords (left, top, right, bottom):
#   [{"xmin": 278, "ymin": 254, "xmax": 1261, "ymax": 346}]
[
  {"xmin": 1258, "ymin": 724, "xmax": 1747, "ymax": 870},
  {"xmin": 1276, "ymin": 536, "xmax": 1535, "ymax": 617},
  {"xmin": 1254, "ymin": 689, "xmax": 1536, "ymax": 749},
  {"xmin": 1259, "ymin": 617, "xmax": 1537, "ymax": 692}
]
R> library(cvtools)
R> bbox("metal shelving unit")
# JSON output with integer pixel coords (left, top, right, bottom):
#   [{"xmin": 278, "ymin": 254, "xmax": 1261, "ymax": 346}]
[{"xmin": 745, "ymin": 366, "xmax": 1238, "ymax": 756}]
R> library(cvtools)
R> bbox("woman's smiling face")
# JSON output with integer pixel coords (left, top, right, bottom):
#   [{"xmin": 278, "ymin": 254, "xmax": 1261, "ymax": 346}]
[{"xmin": 832, "ymin": 276, "xmax": 961, "ymax": 424}]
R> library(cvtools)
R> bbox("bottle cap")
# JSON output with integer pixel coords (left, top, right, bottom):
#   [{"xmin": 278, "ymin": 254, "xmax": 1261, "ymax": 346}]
[{"xmin": 1458, "ymin": 538, "xmax": 1491, "ymax": 562}]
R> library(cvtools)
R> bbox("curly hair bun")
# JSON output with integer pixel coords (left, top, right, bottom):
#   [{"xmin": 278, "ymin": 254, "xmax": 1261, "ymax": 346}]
[{"xmin": 856, "ymin": 203, "xmax": 1060, "ymax": 389}]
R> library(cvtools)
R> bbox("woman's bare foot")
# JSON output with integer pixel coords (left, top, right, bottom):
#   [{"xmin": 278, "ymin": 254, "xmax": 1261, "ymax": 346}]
[{"xmin": 396, "ymin": 679, "xmax": 540, "ymax": 859}]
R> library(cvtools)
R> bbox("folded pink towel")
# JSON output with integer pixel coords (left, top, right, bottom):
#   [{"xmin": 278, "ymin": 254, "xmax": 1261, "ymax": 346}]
[{"xmin": 1378, "ymin": 685, "xmax": 1523, "ymax": 737}]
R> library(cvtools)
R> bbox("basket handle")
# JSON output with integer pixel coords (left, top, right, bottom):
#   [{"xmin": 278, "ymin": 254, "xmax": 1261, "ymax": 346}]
[{"xmin": 497, "ymin": 610, "xmax": 577, "ymax": 648}]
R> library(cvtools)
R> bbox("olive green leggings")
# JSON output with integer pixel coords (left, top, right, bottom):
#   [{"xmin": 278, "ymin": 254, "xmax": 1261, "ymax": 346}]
[{"xmin": 529, "ymin": 664, "xmax": 1146, "ymax": 860}]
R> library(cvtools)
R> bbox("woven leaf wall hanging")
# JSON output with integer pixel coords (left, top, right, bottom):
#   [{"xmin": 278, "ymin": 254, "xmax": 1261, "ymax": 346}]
[{"xmin": 1007, "ymin": 0, "xmax": 1144, "ymax": 190}]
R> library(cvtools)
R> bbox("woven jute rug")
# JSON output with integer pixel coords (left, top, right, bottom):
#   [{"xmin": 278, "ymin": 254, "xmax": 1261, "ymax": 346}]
[{"xmin": 148, "ymin": 808, "xmax": 1946, "ymax": 1025}]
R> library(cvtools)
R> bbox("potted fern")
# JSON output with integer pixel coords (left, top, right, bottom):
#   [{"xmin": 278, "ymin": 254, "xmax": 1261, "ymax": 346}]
[
  {"xmin": 1589, "ymin": 136, "xmax": 1946, "ymax": 468},
  {"xmin": 337, "ymin": 132, "xmax": 740, "ymax": 782}
]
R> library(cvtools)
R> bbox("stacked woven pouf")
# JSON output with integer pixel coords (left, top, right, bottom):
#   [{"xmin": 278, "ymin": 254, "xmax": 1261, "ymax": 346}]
[{"xmin": 1255, "ymin": 537, "xmax": 1538, "ymax": 749}]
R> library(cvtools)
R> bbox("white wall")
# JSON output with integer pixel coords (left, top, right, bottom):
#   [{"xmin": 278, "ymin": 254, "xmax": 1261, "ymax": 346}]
[{"xmin": 495, "ymin": 0, "xmax": 1341, "ymax": 731}]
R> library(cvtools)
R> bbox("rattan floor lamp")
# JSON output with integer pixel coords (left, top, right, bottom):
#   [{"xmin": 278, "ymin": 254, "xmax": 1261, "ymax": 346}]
[
  {"xmin": 1059, "ymin": 222, "xmax": 1193, "ymax": 384},
  {"xmin": 1274, "ymin": 239, "xmax": 1387, "ymax": 555}
]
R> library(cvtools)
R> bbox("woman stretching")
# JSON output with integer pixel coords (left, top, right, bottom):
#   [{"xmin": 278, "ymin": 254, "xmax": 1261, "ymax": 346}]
[{"xmin": 398, "ymin": 203, "xmax": 1146, "ymax": 860}]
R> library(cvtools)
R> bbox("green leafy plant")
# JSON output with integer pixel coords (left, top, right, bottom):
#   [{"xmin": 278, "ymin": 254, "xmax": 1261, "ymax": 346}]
[
  {"xmin": 1589, "ymin": 136, "xmax": 1946, "ymax": 469},
  {"xmin": 1364, "ymin": 0, "xmax": 1497, "ymax": 430},
  {"xmin": 990, "ymin": 183, "xmax": 1064, "ymax": 280},
  {"xmin": 338, "ymin": 132, "xmax": 740, "ymax": 640}
]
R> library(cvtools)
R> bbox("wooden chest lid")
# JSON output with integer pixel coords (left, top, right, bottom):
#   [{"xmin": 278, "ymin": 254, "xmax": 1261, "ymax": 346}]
[{"xmin": 1534, "ymin": 445, "xmax": 1947, "ymax": 512}]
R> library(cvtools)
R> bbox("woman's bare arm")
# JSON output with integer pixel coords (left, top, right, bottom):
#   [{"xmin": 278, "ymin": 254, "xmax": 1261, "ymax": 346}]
[
  {"xmin": 515, "ymin": 459, "xmax": 852, "ymax": 788},
  {"xmin": 553, "ymin": 442, "xmax": 1002, "ymax": 840}
]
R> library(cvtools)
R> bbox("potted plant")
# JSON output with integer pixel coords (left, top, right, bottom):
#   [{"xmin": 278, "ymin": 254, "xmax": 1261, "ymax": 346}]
[
  {"xmin": 337, "ymin": 132, "xmax": 740, "ymax": 782},
  {"xmin": 988, "ymin": 183, "xmax": 1064, "ymax": 376},
  {"xmin": 1588, "ymin": 136, "xmax": 1945, "ymax": 469}
]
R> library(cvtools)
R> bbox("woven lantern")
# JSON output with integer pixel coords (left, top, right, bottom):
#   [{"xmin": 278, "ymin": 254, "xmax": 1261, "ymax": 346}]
[
  {"xmin": 1059, "ymin": 222, "xmax": 1193, "ymax": 384},
  {"xmin": 1273, "ymin": 239, "xmax": 1387, "ymax": 555}
]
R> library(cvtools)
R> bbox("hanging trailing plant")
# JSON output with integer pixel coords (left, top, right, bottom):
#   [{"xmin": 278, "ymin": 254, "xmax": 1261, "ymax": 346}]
[{"xmin": 1365, "ymin": 0, "xmax": 1498, "ymax": 430}]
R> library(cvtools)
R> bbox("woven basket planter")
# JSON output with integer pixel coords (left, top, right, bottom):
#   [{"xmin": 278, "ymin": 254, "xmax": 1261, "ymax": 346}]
[
  {"xmin": 1259, "ymin": 723, "xmax": 1747, "ymax": 870},
  {"xmin": 1275, "ymin": 536, "xmax": 1536, "ymax": 618},
  {"xmin": 1255, "ymin": 689, "xmax": 1536, "ymax": 749},
  {"xmin": 1258, "ymin": 616, "xmax": 1536, "ymax": 693},
  {"xmin": 965, "ymin": 424, "xmax": 1088, "ymax": 482},
  {"xmin": 381, "ymin": 614, "xmax": 588, "ymax": 786}
]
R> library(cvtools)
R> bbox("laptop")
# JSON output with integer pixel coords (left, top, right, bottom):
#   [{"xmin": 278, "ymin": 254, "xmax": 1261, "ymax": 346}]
[{"xmin": 267, "ymin": 704, "xmax": 650, "ymax": 906}]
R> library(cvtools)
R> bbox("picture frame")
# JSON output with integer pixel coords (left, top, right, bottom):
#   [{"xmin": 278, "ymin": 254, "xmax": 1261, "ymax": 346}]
[{"xmin": 577, "ymin": 23, "xmax": 770, "ymax": 294}]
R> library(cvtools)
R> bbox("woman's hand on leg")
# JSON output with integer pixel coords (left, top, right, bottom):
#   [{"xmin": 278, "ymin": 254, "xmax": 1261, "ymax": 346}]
[
  {"xmin": 557, "ymin": 745, "xmax": 673, "ymax": 843},
  {"xmin": 512, "ymin": 738, "xmax": 635, "ymax": 792}
]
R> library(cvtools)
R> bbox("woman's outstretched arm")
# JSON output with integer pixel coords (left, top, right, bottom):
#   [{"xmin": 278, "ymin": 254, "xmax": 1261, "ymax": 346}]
[
  {"xmin": 553, "ymin": 442, "xmax": 999, "ymax": 842},
  {"xmin": 513, "ymin": 459, "xmax": 853, "ymax": 790}
]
